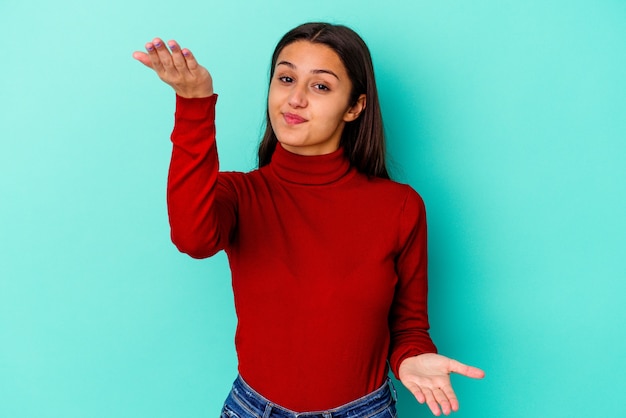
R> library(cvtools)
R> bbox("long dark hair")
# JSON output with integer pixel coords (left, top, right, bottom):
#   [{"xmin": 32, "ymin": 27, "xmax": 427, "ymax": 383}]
[{"xmin": 258, "ymin": 22, "xmax": 389, "ymax": 179}]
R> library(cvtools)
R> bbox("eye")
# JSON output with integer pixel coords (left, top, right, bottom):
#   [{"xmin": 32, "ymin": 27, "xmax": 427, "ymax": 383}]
[
  {"xmin": 278, "ymin": 76, "xmax": 293, "ymax": 83},
  {"xmin": 313, "ymin": 83, "xmax": 330, "ymax": 91}
]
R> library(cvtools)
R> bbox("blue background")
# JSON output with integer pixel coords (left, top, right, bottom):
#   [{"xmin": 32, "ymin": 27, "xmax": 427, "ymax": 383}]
[{"xmin": 1, "ymin": 1, "xmax": 624, "ymax": 417}]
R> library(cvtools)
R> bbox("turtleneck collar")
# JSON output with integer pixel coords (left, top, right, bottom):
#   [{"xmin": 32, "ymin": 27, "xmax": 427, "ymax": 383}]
[{"xmin": 269, "ymin": 144, "xmax": 353, "ymax": 186}]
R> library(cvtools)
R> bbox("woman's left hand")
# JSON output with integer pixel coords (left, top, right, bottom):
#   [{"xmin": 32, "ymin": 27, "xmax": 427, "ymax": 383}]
[{"xmin": 398, "ymin": 353, "xmax": 485, "ymax": 416}]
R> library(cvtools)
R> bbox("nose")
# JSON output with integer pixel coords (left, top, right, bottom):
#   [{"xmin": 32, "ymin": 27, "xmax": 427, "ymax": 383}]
[{"xmin": 288, "ymin": 84, "xmax": 308, "ymax": 108}]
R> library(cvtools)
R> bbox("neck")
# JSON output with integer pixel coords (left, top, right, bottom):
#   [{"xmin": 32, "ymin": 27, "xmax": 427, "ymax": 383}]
[{"xmin": 269, "ymin": 143, "xmax": 353, "ymax": 185}]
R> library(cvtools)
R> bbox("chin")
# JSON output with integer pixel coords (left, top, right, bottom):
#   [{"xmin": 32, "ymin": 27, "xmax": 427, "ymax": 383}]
[{"xmin": 275, "ymin": 133, "xmax": 306, "ymax": 148}]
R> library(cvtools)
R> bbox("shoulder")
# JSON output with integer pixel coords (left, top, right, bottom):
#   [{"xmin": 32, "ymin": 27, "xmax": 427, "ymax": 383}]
[
  {"xmin": 360, "ymin": 175, "xmax": 426, "ymax": 211},
  {"xmin": 218, "ymin": 168, "xmax": 258, "ymax": 182},
  {"xmin": 217, "ymin": 168, "xmax": 269, "ymax": 194}
]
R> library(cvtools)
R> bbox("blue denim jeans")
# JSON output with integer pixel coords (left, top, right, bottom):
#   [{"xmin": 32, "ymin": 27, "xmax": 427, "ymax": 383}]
[{"xmin": 220, "ymin": 375, "xmax": 398, "ymax": 418}]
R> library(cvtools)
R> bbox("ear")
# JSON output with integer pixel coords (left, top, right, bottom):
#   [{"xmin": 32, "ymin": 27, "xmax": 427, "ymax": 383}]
[{"xmin": 343, "ymin": 94, "xmax": 367, "ymax": 122}]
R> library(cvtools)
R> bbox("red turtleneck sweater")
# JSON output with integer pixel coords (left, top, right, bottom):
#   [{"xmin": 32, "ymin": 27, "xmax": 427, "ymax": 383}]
[{"xmin": 167, "ymin": 95, "xmax": 437, "ymax": 411}]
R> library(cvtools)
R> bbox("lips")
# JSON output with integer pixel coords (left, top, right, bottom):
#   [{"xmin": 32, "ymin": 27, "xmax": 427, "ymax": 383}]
[{"xmin": 283, "ymin": 112, "xmax": 307, "ymax": 125}]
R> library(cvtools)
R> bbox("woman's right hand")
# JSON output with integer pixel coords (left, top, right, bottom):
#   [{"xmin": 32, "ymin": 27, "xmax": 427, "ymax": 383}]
[{"xmin": 132, "ymin": 38, "xmax": 214, "ymax": 98}]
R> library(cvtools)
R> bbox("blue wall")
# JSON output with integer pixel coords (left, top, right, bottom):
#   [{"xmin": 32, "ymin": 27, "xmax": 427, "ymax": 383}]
[{"xmin": 1, "ymin": 1, "xmax": 624, "ymax": 417}]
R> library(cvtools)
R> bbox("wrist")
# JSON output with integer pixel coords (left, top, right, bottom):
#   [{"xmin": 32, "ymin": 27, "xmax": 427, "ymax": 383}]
[{"xmin": 175, "ymin": 88, "xmax": 215, "ymax": 99}]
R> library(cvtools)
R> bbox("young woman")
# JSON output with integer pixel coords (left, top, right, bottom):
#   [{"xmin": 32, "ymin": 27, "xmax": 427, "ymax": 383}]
[{"xmin": 133, "ymin": 22, "xmax": 484, "ymax": 417}]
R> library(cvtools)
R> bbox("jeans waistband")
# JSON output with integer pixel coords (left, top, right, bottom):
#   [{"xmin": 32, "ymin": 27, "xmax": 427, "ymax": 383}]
[{"xmin": 226, "ymin": 375, "xmax": 396, "ymax": 418}]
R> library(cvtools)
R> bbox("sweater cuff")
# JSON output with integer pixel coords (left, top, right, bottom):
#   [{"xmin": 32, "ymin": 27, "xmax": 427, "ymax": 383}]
[{"xmin": 175, "ymin": 94, "xmax": 218, "ymax": 121}]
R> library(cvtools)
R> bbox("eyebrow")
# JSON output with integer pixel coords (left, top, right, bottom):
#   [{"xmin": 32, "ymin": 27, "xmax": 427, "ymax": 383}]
[{"xmin": 276, "ymin": 60, "xmax": 340, "ymax": 80}]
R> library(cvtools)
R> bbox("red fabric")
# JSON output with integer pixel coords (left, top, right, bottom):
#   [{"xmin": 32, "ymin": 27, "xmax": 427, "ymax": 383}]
[{"xmin": 168, "ymin": 94, "xmax": 437, "ymax": 411}]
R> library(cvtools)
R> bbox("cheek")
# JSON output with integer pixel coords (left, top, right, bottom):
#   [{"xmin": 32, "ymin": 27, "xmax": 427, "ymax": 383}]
[
  {"xmin": 268, "ymin": 82, "xmax": 283, "ymax": 108},
  {"xmin": 267, "ymin": 86, "xmax": 280, "ymax": 128},
  {"xmin": 321, "ymin": 105, "xmax": 349, "ymax": 128}
]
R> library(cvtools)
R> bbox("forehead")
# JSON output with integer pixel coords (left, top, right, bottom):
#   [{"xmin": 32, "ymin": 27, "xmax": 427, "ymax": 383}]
[{"xmin": 276, "ymin": 41, "xmax": 347, "ymax": 75}]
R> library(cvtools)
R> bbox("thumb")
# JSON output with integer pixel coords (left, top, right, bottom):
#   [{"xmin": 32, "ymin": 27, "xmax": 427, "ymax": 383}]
[
  {"xmin": 132, "ymin": 51, "xmax": 153, "ymax": 69},
  {"xmin": 449, "ymin": 359, "xmax": 486, "ymax": 379}
]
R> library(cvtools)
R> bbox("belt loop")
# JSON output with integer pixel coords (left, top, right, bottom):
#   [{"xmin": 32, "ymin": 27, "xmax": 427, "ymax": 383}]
[
  {"xmin": 263, "ymin": 403, "xmax": 273, "ymax": 418},
  {"xmin": 388, "ymin": 378, "xmax": 398, "ymax": 402}
]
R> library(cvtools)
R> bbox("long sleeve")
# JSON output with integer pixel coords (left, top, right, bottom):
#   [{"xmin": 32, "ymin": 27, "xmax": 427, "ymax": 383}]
[
  {"xmin": 388, "ymin": 188, "xmax": 438, "ymax": 377},
  {"xmin": 167, "ymin": 94, "xmax": 237, "ymax": 258}
]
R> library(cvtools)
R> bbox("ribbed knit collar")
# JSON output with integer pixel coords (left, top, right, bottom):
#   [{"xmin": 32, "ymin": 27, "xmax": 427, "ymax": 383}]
[{"xmin": 270, "ymin": 144, "xmax": 353, "ymax": 186}]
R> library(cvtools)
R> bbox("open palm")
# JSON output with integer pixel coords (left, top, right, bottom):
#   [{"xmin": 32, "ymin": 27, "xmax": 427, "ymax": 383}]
[
  {"xmin": 398, "ymin": 353, "xmax": 485, "ymax": 416},
  {"xmin": 132, "ymin": 38, "xmax": 213, "ymax": 99}
]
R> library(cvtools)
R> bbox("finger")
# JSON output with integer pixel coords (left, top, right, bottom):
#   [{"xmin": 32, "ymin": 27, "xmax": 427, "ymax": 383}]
[
  {"xmin": 433, "ymin": 388, "xmax": 452, "ymax": 416},
  {"xmin": 423, "ymin": 388, "xmax": 442, "ymax": 417},
  {"xmin": 132, "ymin": 51, "xmax": 153, "ymax": 68},
  {"xmin": 145, "ymin": 41, "xmax": 165, "ymax": 74},
  {"xmin": 442, "ymin": 386, "xmax": 460, "ymax": 412},
  {"xmin": 167, "ymin": 40, "xmax": 189, "ymax": 72},
  {"xmin": 449, "ymin": 359, "xmax": 486, "ymax": 379},
  {"xmin": 180, "ymin": 48, "xmax": 200, "ymax": 71},
  {"xmin": 403, "ymin": 381, "xmax": 426, "ymax": 404},
  {"xmin": 153, "ymin": 38, "xmax": 177, "ymax": 75}
]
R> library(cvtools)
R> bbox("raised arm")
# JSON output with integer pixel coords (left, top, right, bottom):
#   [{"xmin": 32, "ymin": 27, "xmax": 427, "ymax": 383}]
[{"xmin": 134, "ymin": 39, "xmax": 236, "ymax": 258}]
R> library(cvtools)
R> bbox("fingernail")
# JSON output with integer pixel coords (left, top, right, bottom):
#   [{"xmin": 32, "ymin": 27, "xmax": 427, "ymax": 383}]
[
  {"xmin": 183, "ymin": 50, "xmax": 190, "ymax": 57},
  {"xmin": 169, "ymin": 43, "xmax": 177, "ymax": 50},
  {"xmin": 154, "ymin": 41, "xmax": 162, "ymax": 48},
  {"xmin": 147, "ymin": 45, "xmax": 154, "ymax": 51}
]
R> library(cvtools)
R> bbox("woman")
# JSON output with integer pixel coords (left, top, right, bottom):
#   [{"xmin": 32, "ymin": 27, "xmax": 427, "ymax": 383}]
[{"xmin": 133, "ymin": 22, "xmax": 484, "ymax": 417}]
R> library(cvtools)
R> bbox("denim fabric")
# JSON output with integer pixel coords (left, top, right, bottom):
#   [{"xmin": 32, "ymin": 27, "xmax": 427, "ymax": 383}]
[{"xmin": 220, "ymin": 375, "xmax": 398, "ymax": 418}]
